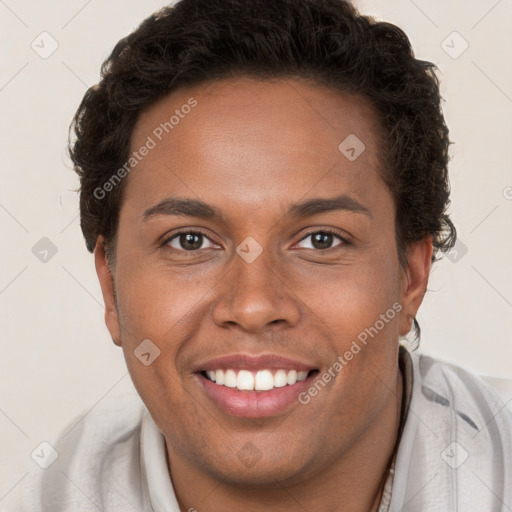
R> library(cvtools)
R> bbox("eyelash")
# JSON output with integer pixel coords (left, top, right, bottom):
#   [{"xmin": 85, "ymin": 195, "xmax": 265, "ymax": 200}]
[
  {"xmin": 296, "ymin": 228, "xmax": 348, "ymax": 249},
  {"xmin": 162, "ymin": 228, "xmax": 349, "ymax": 254}
]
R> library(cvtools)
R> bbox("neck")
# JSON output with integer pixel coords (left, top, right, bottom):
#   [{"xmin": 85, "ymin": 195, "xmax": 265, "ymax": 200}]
[{"xmin": 168, "ymin": 369, "xmax": 403, "ymax": 512}]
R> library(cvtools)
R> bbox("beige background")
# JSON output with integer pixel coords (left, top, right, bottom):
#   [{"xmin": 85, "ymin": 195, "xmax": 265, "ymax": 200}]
[{"xmin": 1, "ymin": 0, "xmax": 511, "ymax": 505}]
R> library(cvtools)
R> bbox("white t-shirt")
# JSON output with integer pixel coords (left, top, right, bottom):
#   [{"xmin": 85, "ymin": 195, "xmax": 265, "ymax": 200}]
[{"xmin": 19, "ymin": 350, "xmax": 512, "ymax": 511}]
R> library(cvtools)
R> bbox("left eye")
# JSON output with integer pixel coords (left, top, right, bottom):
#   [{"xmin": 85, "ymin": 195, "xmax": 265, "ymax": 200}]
[
  {"xmin": 296, "ymin": 231, "xmax": 345, "ymax": 250},
  {"xmin": 166, "ymin": 231, "xmax": 218, "ymax": 251}
]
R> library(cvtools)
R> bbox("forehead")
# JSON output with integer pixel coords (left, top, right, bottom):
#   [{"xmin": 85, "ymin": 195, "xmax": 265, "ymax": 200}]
[{"xmin": 123, "ymin": 77, "xmax": 389, "ymax": 219}]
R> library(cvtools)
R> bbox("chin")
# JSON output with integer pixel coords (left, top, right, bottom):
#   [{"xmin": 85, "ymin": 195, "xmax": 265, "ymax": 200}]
[{"xmin": 201, "ymin": 446, "xmax": 315, "ymax": 488}]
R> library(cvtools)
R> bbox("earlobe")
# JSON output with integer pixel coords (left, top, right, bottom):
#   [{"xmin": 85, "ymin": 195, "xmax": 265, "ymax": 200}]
[
  {"xmin": 94, "ymin": 237, "xmax": 122, "ymax": 347},
  {"xmin": 399, "ymin": 237, "xmax": 433, "ymax": 337}
]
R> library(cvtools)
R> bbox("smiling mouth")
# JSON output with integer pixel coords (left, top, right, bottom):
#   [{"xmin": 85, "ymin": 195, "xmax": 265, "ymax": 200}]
[{"xmin": 200, "ymin": 368, "xmax": 319, "ymax": 392}]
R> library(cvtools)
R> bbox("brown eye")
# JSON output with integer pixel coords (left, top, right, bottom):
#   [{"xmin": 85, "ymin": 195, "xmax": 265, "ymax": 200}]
[
  {"xmin": 312, "ymin": 232, "xmax": 333, "ymax": 250},
  {"xmin": 297, "ymin": 230, "xmax": 345, "ymax": 250},
  {"xmin": 166, "ymin": 231, "xmax": 217, "ymax": 251}
]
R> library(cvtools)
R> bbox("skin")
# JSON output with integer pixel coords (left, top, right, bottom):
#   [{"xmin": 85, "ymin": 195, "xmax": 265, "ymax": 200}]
[{"xmin": 95, "ymin": 77, "xmax": 432, "ymax": 512}]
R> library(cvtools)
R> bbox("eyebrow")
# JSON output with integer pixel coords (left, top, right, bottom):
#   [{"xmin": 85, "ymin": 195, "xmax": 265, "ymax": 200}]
[
  {"xmin": 142, "ymin": 193, "xmax": 372, "ymax": 222},
  {"xmin": 142, "ymin": 198, "xmax": 223, "ymax": 221},
  {"xmin": 287, "ymin": 194, "xmax": 372, "ymax": 219}
]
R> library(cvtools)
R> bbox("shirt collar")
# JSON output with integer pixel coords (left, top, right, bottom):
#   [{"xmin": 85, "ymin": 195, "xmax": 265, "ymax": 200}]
[{"xmin": 141, "ymin": 410, "xmax": 182, "ymax": 512}]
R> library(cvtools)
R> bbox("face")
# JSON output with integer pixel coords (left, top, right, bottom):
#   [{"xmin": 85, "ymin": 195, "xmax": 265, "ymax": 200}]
[{"xmin": 96, "ymin": 77, "xmax": 431, "ymax": 487}]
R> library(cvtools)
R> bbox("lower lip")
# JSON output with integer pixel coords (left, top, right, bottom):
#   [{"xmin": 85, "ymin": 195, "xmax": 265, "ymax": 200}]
[{"xmin": 196, "ymin": 372, "xmax": 318, "ymax": 418}]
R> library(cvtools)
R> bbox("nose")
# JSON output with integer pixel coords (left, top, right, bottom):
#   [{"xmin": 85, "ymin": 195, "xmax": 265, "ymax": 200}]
[{"xmin": 212, "ymin": 247, "xmax": 301, "ymax": 334}]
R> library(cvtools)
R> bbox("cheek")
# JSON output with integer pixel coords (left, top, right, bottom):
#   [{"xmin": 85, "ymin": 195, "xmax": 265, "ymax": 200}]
[
  {"xmin": 114, "ymin": 265, "xmax": 203, "ymax": 437},
  {"xmin": 304, "ymin": 250, "xmax": 402, "ymax": 394},
  {"xmin": 114, "ymin": 258, "xmax": 214, "ymax": 341},
  {"xmin": 302, "ymin": 251, "xmax": 401, "ymax": 338}
]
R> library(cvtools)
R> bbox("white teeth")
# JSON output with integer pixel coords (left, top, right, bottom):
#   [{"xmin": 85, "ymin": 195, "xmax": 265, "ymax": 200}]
[
  {"xmin": 237, "ymin": 370, "xmax": 254, "ymax": 390},
  {"xmin": 297, "ymin": 371, "xmax": 308, "ymax": 382},
  {"xmin": 255, "ymin": 370, "xmax": 274, "ymax": 391},
  {"xmin": 204, "ymin": 368, "xmax": 311, "ymax": 391},
  {"xmin": 274, "ymin": 370, "xmax": 288, "ymax": 388},
  {"xmin": 224, "ymin": 369, "xmax": 237, "ymax": 388},
  {"xmin": 286, "ymin": 370, "xmax": 297, "ymax": 385}
]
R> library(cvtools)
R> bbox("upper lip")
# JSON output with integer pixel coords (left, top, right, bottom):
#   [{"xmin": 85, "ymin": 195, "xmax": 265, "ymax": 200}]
[{"xmin": 194, "ymin": 353, "xmax": 318, "ymax": 373}]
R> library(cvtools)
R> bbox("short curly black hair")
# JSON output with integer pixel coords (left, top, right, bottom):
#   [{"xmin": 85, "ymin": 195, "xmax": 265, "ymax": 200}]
[{"xmin": 69, "ymin": 0, "xmax": 456, "ymax": 268}]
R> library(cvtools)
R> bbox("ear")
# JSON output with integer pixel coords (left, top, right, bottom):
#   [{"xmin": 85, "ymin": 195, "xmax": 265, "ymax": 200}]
[
  {"xmin": 94, "ymin": 237, "xmax": 122, "ymax": 347},
  {"xmin": 399, "ymin": 236, "xmax": 433, "ymax": 337}
]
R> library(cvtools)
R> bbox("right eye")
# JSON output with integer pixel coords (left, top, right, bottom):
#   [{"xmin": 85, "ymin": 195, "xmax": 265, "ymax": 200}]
[{"xmin": 164, "ymin": 231, "xmax": 220, "ymax": 252}]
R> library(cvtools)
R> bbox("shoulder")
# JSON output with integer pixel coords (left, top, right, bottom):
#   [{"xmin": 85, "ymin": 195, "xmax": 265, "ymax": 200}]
[
  {"xmin": 412, "ymin": 351, "xmax": 512, "ymax": 426},
  {"xmin": 389, "ymin": 351, "xmax": 512, "ymax": 511},
  {"xmin": 479, "ymin": 374, "xmax": 512, "ymax": 413},
  {"xmin": 24, "ymin": 391, "xmax": 149, "ymax": 512}
]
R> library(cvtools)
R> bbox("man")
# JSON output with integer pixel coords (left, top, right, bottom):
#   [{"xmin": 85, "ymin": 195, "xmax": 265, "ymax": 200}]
[{"xmin": 25, "ymin": 0, "xmax": 512, "ymax": 510}]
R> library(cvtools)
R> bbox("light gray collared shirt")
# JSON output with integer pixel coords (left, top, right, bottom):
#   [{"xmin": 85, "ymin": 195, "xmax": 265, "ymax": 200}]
[{"xmin": 20, "ymin": 350, "xmax": 512, "ymax": 511}]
